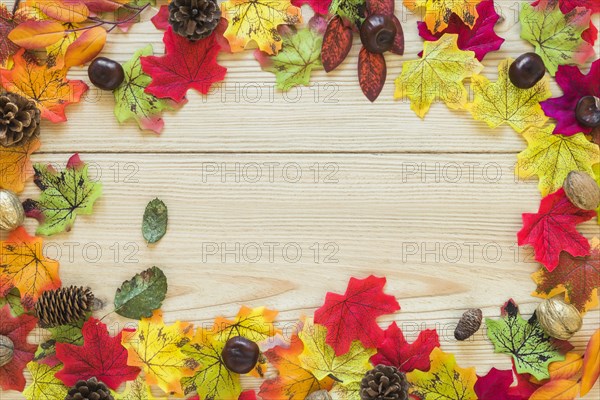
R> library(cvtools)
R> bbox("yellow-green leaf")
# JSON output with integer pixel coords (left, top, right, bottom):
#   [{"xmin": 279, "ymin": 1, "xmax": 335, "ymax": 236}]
[{"xmin": 22, "ymin": 362, "xmax": 68, "ymax": 400}]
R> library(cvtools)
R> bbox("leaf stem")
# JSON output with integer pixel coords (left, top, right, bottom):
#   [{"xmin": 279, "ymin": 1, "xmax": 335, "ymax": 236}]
[
  {"xmin": 65, "ymin": 3, "xmax": 151, "ymax": 34},
  {"xmin": 12, "ymin": 0, "xmax": 21, "ymax": 16}
]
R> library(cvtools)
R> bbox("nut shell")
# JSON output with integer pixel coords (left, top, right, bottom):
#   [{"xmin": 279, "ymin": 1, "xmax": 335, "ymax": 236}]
[
  {"xmin": 537, "ymin": 297, "xmax": 582, "ymax": 340},
  {"xmin": 563, "ymin": 171, "xmax": 600, "ymax": 211},
  {"xmin": 0, "ymin": 189, "xmax": 24, "ymax": 231},
  {"xmin": 0, "ymin": 334, "xmax": 14, "ymax": 367},
  {"xmin": 305, "ymin": 390, "xmax": 333, "ymax": 400},
  {"xmin": 454, "ymin": 308, "xmax": 483, "ymax": 341}
]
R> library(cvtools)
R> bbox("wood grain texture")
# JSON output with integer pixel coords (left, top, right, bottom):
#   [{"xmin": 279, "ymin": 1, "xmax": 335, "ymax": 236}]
[{"xmin": 0, "ymin": 0, "xmax": 599, "ymax": 399}]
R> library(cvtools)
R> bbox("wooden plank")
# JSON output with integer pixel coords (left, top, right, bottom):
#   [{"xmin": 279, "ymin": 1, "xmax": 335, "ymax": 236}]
[{"xmin": 2, "ymin": 153, "xmax": 598, "ymax": 398}]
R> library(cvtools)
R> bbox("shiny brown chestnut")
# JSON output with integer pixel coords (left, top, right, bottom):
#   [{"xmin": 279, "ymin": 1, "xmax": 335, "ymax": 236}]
[
  {"xmin": 576, "ymin": 96, "xmax": 600, "ymax": 128},
  {"xmin": 88, "ymin": 57, "xmax": 125, "ymax": 91},
  {"xmin": 221, "ymin": 336, "xmax": 260, "ymax": 374},
  {"xmin": 360, "ymin": 14, "xmax": 397, "ymax": 54},
  {"xmin": 508, "ymin": 53, "xmax": 546, "ymax": 89}
]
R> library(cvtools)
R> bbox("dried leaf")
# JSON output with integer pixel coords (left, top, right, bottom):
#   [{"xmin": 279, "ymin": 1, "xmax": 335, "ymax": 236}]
[
  {"xmin": 142, "ymin": 198, "xmax": 168, "ymax": 244},
  {"xmin": 63, "ymin": 26, "xmax": 107, "ymax": 68},
  {"xmin": 35, "ymin": 0, "xmax": 90, "ymax": 23},
  {"xmin": 321, "ymin": 15, "xmax": 353, "ymax": 72},
  {"xmin": 548, "ymin": 352, "xmax": 583, "ymax": 380},
  {"xmin": 8, "ymin": 20, "xmax": 66, "ymax": 49},
  {"xmin": 516, "ymin": 125, "xmax": 599, "ymax": 197},
  {"xmin": 221, "ymin": 0, "xmax": 303, "ymax": 54},
  {"xmin": 22, "ymin": 362, "xmax": 68, "ymax": 400},
  {"xmin": 0, "ymin": 138, "xmax": 40, "ymax": 194},
  {"xmin": 358, "ymin": 48, "xmax": 386, "ymax": 102},
  {"xmin": 404, "ymin": 0, "xmax": 482, "ymax": 33},
  {"xmin": 530, "ymin": 379, "xmax": 579, "ymax": 400},
  {"xmin": 115, "ymin": 376, "xmax": 163, "ymax": 400},
  {"xmin": 394, "ymin": 34, "xmax": 483, "ymax": 118},
  {"xmin": 0, "ymin": 305, "xmax": 37, "ymax": 391},
  {"xmin": 0, "ymin": 4, "xmax": 23, "ymax": 66},
  {"xmin": 114, "ymin": 266, "xmax": 168, "ymax": 320},
  {"xmin": 581, "ymin": 329, "xmax": 600, "ymax": 396}
]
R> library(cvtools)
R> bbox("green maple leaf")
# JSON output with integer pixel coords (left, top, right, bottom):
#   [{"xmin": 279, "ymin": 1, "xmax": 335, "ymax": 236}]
[
  {"xmin": 114, "ymin": 45, "xmax": 173, "ymax": 134},
  {"xmin": 329, "ymin": 0, "xmax": 365, "ymax": 26},
  {"xmin": 486, "ymin": 299, "xmax": 566, "ymax": 380},
  {"xmin": 34, "ymin": 319, "xmax": 86, "ymax": 361},
  {"xmin": 520, "ymin": 0, "xmax": 595, "ymax": 76},
  {"xmin": 262, "ymin": 27, "xmax": 323, "ymax": 91},
  {"xmin": 24, "ymin": 154, "xmax": 102, "ymax": 236}
]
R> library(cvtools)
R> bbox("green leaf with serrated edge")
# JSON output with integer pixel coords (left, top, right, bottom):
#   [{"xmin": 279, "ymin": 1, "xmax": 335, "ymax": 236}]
[
  {"xmin": 24, "ymin": 154, "xmax": 102, "ymax": 236},
  {"xmin": 520, "ymin": 0, "xmax": 595, "ymax": 76},
  {"xmin": 0, "ymin": 287, "xmax": 25, "ymax": 316},
  {"xmin": 486, "ymin": 299, "xmax": 566, "ymax": 380},
  {"xmin": 263, "ymin": 27, "xmax": 323, "ymax": 90},
  {"xmin": 114, "ymin": 45, "xmax": 173, "ymax": 133},
  {"xmin": 114, "ymin": 266, "xmax": 167, "ymax": 320},
  {"xmin": 329, "ymin": 0, "xmax": 365, "ymax": 26},
  {"xmin": 23, "ymin": 362, "xmax": 69, "ymax": 400},
  {"xmin": 34, "ymin": 319, "xmax": 86, "ymax": 362},
  {"xmin": 142, "ymin": 198, "xmax": 168, "ymax": 244}
]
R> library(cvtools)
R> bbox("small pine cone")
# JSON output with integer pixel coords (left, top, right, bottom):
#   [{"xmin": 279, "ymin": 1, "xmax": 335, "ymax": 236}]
[
  {"xmin": 0, "ymin": 92, "xmax": 40, "ymax": 147},
  {"xmin": 169, "ymin": 0, "xmax": 221, "ymax": 41},
  {"xmin": 454, "ymin": 308, "xmax": 483, "ymax": 341},
  {"xmin": 35, "ymin": 286, "xmax": 94, "ymax": 328},
  {"xmin": 65, "ymin": 377, "xmax": 114, "ymax": 400},
  {"xmin": 360, "ymin": 365, "xmax": 409, "ymax": 400}
]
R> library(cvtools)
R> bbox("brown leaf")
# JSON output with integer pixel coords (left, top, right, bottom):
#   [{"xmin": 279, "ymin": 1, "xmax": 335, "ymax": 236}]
[
  {"xmin": 321, "ymin": 16, "xmax": 353, "ymax": 72},
  {"xmin": 358, "ymin": 47, "xmax": 386, "ymax": 102}
]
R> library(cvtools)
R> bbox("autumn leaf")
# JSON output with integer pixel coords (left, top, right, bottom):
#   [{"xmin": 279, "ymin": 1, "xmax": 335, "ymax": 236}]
[
  {"xmin": 115, "ymin": 376, "xmax": 162, "ymax": 400},
  {"xmin": 23, "ymin": 154, "xmax": 103, "ymax": 236},
  {"xmin": 114, "ymin": 45, "xmax": 175, "ymax": 134},
  {"xmin": 531, "ymin": 238, "xmax": 599, "ymax": 312},
  {"xmin": 370, "ymin": 322, "xmax": 439, "ymax": 373},
  {"xmin": 485, "ymin": 299, "xmax": 568, "ymax": 380},
  {"xmin": 45, "ymin": 25, "xmax": 81, "ymax": 69},
  {"xmin": 329, "ymin": 0, "xmax": 365, "ymax": 26},
  {"xmin": 530, "ymin": 379, "xmax": 580, "ymax": 400},
  {"xmin": 540, "ymin": 59, "xmax": 600, "ymax": 136},
  {"xmin": 211, "ymin": 306, "xmax": 280, "ymax": 344},
  {"xmin": 181, "ymin": 330, "xmax": 242, "ymax": 399},
  {"xmin": 0, "ymin": 137, "xmax": 40, "ymax": 194},
  {"xmin": 547, "ymin": 352, "xmax": 584, "ymax": 380},
  {"xmin": 63, "ymin": 26, "xmax": 107, "ymax": 68},
  {"xmin": 298, "ymin": 318, "xmax": 374, "ymax": 385},
  {"xmin": 220, "ymin": 0, "xmax": 302, "ymax": 54},
  {"xmin": 256, "ymin": 21, "xmax": 323, "ymax": 91},
  {"xmin": 114, "ymin": 266, "xmax": 167, "ymax": 320},
  {"xmin": 520, "ymin": 0, "xmax": 595, "ymax": 76},
  {"xmin": 22, "ymin": 362, "xmax": 68, "ymax": 400},
  {"xmin": 0, "ymin": 288, "xmax": 25, "ymax": 317},
  {"xmin": 516, "ymin": 125, "xmax": 600, "ymax": 197},
  {"xmin": 33, "ymin": 0, "xmax": 91, "ymax": 23},
  {"xmin": 0, "ymin": 305, "xmax": 37, "ymax": 391},
  {"xmin": 394, "ymin": 34, "xmax": 483, "ymax": 118},
  {"xmin": 314, "ymin": 275, "xmax": 399, "ymax": 356},
  {"xmin": 121, "ymin": 311, "xmax": 197, "ymax": 396},
  {"xmin": 474, "ymin": 368, "xmax": 517, "ymax": 400},
  {"xmin": 358, "ymin": 47, "xmax": 386, "ymax": 102},
  {"xmin": 0, "ymin": 227, "xmax": 61, "ymax": 308},
  {"xmin": 292, "ymin": 0, "xmax": 331, "ymax": 14},
  {"xmin": 417, "ymin": 0, "xmax": 504, "ymax": 61},
  {"xmin": 404, "ymin": 0, "xmax": 482, "ymax": 33},
  {"xmin": 321, "ymin": 15, "xmax": 353, "ymax": 72},
  {"xmin": 0, "ymin": 49, "xmax": 88, "ymax": 122},
  {"xmin": 259, "ymin": 333, "xmax": 334, "ymax": 400},
  {"xmin": 407, "ymin": 347, "xmax": 477, "ymax": 400},
  {"xmin": 55, "ymin": 318, "xmax": 140, "ymax": 390},
  {"xmin": 468, "ymin": 58, "xmax": 551, "ymax": 133},
  {"xmin": 8, "ymin": 20, "xmax": 67, "ymax": 49},
  {"xmin": 141, "ymin": 27, "xmax": 226, "ymax": 103},
  {"xmin": 34, "ymin": 319, "xmax": 86, "ymax": 365},
  {"xmin": 142, "ymin": 198, "xmax": 168, "ymax": 244},
  {"xmin": 0, "ymin": 4, "xmax": 25, "ymax": 66},
  {"xmin": 581, "ymin": 329, "xmax": 600, "ymax": 396}
]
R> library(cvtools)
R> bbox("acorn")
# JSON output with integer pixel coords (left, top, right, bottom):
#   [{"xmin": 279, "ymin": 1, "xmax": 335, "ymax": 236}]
[
  {"xmin": 360, "ymin": 14, "xmax": 397, "ymax": 54},
  {"xmin": 454, "ymin": 308, "xmax": 483, "ymax": 341},
  {"xmin": 563, "ymin": 171, "xmax": 600, "ymax": 211},
  {"xmin": 0, "ymin": 189, "xmax": 25, "ymax": 232},
  {"xmin": 537, "ymin": 297, "xmax": 582, "ymax": 340},
  {"xmin": 0, "ymin": 335, "xmax": 14, "ymax": 367},
  {"xmin": 221, "ymin": 336, "xmax": 260, "ymax": 374}
]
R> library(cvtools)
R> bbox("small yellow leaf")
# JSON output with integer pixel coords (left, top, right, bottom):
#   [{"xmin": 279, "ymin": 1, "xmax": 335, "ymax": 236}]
[
  {"xmin": 211, "ymin": 306, "xmax": 280, "ymax": 344},
  {"xmin": 22, "ymin": 362, "xmax": 68, "ymax": 400},
  {"xmin": 404, "ymin": 0, "xmax": 482, "ymax": 33},
  {"xmin": 8, "ymin": 20, "xmax": 66, "ymax": 49},
  {"xmin": 581, "ymin": 329, "xmax": 600, "ymax": 396},
  {"xmin": 36, "ymin": 0, "xmax": 90, "ymax": 23},
  {"xmin": 530, "ymin": 379, "xmax": 579, "ymax": 400}
]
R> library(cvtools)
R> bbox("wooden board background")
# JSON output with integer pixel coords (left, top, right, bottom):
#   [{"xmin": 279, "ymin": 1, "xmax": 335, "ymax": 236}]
[{"xmin": 1, "ymin": 0, "xmax": 600, "ymax": 399}]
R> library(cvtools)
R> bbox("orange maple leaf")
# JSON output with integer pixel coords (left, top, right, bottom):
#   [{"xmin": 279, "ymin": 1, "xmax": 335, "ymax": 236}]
[
  {"xmin": 0, "ymin": 227, "xmax": 61, "ymax": 308},
  {"xmin": 0, "ymin": 138, "xmax": 40, "ymax": 193},
  {"xmin": 0, "ymin": 49, "xmax": 88, "ymax": 122}
]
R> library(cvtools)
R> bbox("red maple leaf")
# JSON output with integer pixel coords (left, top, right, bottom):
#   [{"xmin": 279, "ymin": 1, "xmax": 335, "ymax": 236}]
[
  {"xmin": 55, "ymin": 317, "xmax": 141, "ymax": 390},
  {"xmin": 239, "ymin": 390, "xmax": 258, "ymax": 400},
  {"xmin": 291, "ymin": 0, "xmax": 331, "ymax": 14},
  {"xmin": 370, "ymin": 322, "xmax": 439, "ymax": 373},
  {"xmin": 474, "ymin": 368, "xmax": 520, "ymax": 400},
  {"xmin": 507, "ymin": 361, "xmax": 541, "ymax": 399},
  {"xmin": 0, "ymin": 305, "xmax": 37, "ymax": 391},
  {"xmin": 517, "ymin": 188, "xmax": 595, "ymax": 271},
  {"xmin": 141, "ymin": 27, "xmax": 227, "ymax": 103},
  {"xmin": 532, "ymin": 244, "xmax": 600, "ymax": 312},
  {"xmin": 314, "ymin": 275, "xmax": 400, "ymax": 356}
]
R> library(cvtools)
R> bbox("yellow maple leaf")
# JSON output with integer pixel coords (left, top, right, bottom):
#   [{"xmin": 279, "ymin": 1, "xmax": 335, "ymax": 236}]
[
  {"xmin": 407, "ymin": 347, "xmax": 477, "ymax": 400},
  {"xmin": 298, "ymin": 318, "xmax": 373, "ymax": 385},
  {"xmin": 0, "ymin": 138, "xmax": 40, "ymax": 193},
  {"xmin": 468, "ymin": 58, "xmax": 552, "ymax": 133},
  {"xmin": 115, "ymin": 376, "xmax": 164, "ymax": 400},
  {"xmin": 23, "ymin": 362, "xmax": 68, "ymax": 400},
  {"xmin": 404, "ymin": 0, "xmax": 482, "ymax": 33},
  {"xmin": 0, "ymin": 227, "xmax": 61, "ymax": 308},
  {"xmin": 516, "ymin": 124, "xmax": 600, "ymax": 196},
  {"xmin": 220, "ymin": 0, "xmax": 303, "ymax": 54},
  {"xmin": 181, "ymin": 329, "xmax": 242, "ymax": 399},
  {"xmin": 121, "ymin": 311, "xmax": 197, "ymax": 396},
  {"xmin": 394, "ymin": 34, "xmax": 483, "ymax": 118},
  {"xmin": 212, "ymin": 305, "xmax": 280, "ymax": 343}
]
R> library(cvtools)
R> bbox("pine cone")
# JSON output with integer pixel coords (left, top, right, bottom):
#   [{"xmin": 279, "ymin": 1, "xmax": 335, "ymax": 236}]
[
  {"xmin": 65, "ymin": 377, "xmax": 114, "ymax": 400},
  {"xmin": 168, "ymin": 0, "xmax": 221, "ymax": 40},
  {"xmin": 0, "ymin": 92, "xmax": 40, "ymax": 147},
  {"xmin": 360, "ymin": 365, "xmax": 409, "ymax": 400},
  {"xmin": 35, "ymin": 286, "xmax": 94, "ymax": 328},
  {"xmin": 454, "ymin": 308, "xmax": 483, "ymax": 341}
]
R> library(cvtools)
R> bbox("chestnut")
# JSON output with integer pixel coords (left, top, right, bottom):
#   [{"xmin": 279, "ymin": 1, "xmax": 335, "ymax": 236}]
[{"xmin": 360, "ymin": 14, "xmax": 397, "ymax": 54}]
